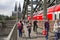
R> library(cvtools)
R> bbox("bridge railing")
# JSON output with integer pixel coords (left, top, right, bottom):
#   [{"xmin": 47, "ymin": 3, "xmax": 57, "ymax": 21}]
[{"xmin": 3, "ymin": 22, "xmax": 17, "ymax": 40}]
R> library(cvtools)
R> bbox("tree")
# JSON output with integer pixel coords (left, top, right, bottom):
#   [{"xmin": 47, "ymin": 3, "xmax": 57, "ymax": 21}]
[
  {"xmin": 10, "ymin": 16, "xmax": 16, "ymax": 20},
  {"xmin": 5, "ymin": 16, "xmax": 10, "ymax": 20}
]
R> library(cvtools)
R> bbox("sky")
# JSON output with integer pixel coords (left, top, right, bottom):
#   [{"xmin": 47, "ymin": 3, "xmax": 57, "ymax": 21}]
[{"xmin": 0, "ymin": 0, "xmax": 24, "ymax": 16}]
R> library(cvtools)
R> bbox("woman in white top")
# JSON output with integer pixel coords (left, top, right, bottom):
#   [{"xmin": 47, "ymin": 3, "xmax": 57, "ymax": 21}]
[{"xmin": 53, "ymin": 20, "xmax": 58, "ymax": 40}]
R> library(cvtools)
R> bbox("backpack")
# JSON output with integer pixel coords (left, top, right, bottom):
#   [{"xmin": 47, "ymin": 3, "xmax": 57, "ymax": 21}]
[{"xmin": 17, "ymin": 22, "xmax": 22, "ymax": 30}]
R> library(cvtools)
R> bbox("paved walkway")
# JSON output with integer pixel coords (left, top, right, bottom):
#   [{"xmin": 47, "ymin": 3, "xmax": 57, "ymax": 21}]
[{"xmin": 17, "ymin": 24, "xmax": 55, "ymax": 40}]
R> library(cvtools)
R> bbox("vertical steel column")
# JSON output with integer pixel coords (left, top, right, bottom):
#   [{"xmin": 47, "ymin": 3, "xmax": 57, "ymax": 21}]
[
  {"xmin": 55, "ymin": 0, "xmax": 59, "ymax": 20},
  {"xmin": 43, "ymin": 0, "xmax": 47, "ymax": 20},
  {"xmin": 26, "ymin": 6, "xmax": 28, "ymax": 19},
  {"xmin": 31, "ymin": 0, "xmax": 33, "ymax": 22},
  {"xmin": 26, "ymin": 0, "xmax": 28, "ymax": 19},
  {"xmin": 56, "ymin": 0, "xmax": 59, "ymax": 4}
]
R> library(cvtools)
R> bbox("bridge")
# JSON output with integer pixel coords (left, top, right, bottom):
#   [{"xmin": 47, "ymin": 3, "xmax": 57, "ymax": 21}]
[
  {"xmin": 0, "ymin": 20, "xmax": 54, "ymax": 40},
  {"xmin": 0, "ymin": 20, "xmax": 59, "ymax": 40},
  {"xmin": 0, "ymin": 0, "xmax": 60, "ymax": 40}
]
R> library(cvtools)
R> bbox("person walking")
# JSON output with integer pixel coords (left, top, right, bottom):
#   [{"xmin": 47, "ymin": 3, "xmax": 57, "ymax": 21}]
[
  {"xmin": 33, "ymin": 20, "xmax": 38, "ymax": 32},
  {"xmin": 17, "ymin": 21, "xmax": 23, "ymax": 37},
  {"xmin": 53, "ymin": 20, "xmax": 59, "ymax": 40},
  {"xmin": 57, "ymin": 20, "xmax": 60, "ymax": 39},
  {"xmin": 54, "ymin": 20, "xmax": 60, "ymax": 40},
  {"xmin": 44, "ymin": 19, "xmax": 50, "ymax": 40},
  {"xmin": 27, "ymin": 22, "xmax": 32, "ymax": 38}
]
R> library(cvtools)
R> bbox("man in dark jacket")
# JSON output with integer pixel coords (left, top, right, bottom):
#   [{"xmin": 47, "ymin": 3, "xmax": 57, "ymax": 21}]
[
  {"xmin": 44, "ymin": 20, "xmax": 50, "ymax": 40},
  {"xmin": 33, "ymin": 20, "xmax": 38, "ymax": 32}
]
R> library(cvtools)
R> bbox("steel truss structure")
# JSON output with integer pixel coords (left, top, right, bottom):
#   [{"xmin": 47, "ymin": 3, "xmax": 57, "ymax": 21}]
[{"xmin": 22, "ymin": 0, "xmax": 60, "ymax": 19}]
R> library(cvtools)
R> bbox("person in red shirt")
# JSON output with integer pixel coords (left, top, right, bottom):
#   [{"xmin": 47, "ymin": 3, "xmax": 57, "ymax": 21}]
[{"xmin": 17, "ymin": 21, "xmax": 23, "ymax": 37}]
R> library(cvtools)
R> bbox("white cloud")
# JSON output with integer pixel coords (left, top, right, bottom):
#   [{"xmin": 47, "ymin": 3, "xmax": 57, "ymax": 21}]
[
  {"xmin": 0, "ymin": 0, "xmax": 15, "ymax": 9},
  {"xmin": 0, "ymin": 0, "xmax": 24, "ymax": 16},
  {"xmin": 0, "ymin": 10, "xmax": 12, "ymax": 16},
  {"xmin": 0, "ymin": 0, "xmax": 9, "ymax": 4}
]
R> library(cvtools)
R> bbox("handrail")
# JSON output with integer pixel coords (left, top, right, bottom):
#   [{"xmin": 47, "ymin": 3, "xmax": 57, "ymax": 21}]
[
  {"xmin": 8, "ymin": 23, "xmax": 17, "ymax": 40},
  {"xmin": 3, "ymin": 22, "xmax": 17, "ymax": 40}
]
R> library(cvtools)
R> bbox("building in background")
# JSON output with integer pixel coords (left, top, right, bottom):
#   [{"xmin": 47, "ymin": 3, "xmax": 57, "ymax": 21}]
[{"xmin": 12, "ymin": 2, "xmax": 22, "ymax": 19}]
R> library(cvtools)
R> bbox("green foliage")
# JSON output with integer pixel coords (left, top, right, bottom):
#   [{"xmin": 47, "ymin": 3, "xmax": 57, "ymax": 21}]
[
  {"xmin": 0, "ymin": 15, "xmax": 16, "ymax": 20},
  {"xmin": 5, "ymin": 16, "xmax": 10, "ymax": 20},
  {"xmin": 9, "ymin": 16, "xmax": 16, "ymax": 20},
  {"xmin": 0, "ymin": 15, "xmax": 4, "ymax": 20}
]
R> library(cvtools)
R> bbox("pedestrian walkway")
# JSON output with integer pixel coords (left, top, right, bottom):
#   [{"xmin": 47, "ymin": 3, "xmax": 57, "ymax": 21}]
[{"xmin": 17, "ymin": 24, "xmax": 55, "ymax": 40}]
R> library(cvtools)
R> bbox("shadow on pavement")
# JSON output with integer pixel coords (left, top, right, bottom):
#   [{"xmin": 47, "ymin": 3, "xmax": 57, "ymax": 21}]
[
  {"xmin": 22, "ymin": 35, "xmax": 45, "ymax": 39},
  {"xmin": 22, "ymin": 36, "xmax": 37, "ymax": 39},
  {"xmin": 36, "ymin": 32, "xmax": 42, "ymax": 35}
]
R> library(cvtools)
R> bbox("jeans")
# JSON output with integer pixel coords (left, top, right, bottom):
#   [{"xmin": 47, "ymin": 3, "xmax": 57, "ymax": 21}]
[
  {"xmin": 45, "ymin": 28, "xmax": 49, "ymax": 40},
  {"xmin": 55, "ymin": 32, "xmax": 58, "ymax": 40},
  {"xmin": 45, "ymin": 31, "xmax": 48, "ymax": 40},
  {"xmin": 19, "ymin": 29, "xmax": 22, "ymax": 37},
  {"xmin": 28, "ymin": 29, "xmax": 31, "ymax": 37}
]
